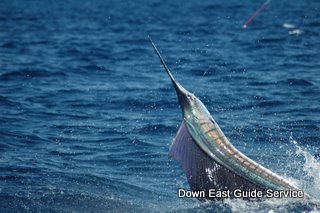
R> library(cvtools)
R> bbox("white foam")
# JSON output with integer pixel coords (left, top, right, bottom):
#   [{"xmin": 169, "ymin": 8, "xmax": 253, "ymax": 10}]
[
  {"xmin": 283, "ymin": 23, "xmax": 296, "ymax": 29},
  {"xmin": 224, "ymin": 197, "xmax": 306, "ymax": 213},
  {"xmin": 221, "ymin": 138, "xmax": 320, "ymax": 212},
  {"xmin": 289, "ymin": 29, "xmax": 304, "ymax": 35},
  {"xmin": 292, "ymin": 139, "xmax": 320, "ymax": 198}
]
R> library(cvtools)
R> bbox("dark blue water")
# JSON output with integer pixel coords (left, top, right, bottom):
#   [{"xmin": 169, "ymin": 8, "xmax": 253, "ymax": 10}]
[{"xmin": 1, "ymin": 0, "xmax": 319, "ymax": 212}]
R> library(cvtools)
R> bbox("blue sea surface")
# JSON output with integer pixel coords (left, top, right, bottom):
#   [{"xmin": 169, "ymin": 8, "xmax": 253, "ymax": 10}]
[{"xmin": 0, "ymin": 0, "xmax": 319, "ymax": 212}]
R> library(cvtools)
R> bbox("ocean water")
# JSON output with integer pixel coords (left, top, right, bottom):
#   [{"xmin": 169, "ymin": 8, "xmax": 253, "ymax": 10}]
[{"xmin": 0, "ymin": 0, "xmax": 319, "ymax": 212}]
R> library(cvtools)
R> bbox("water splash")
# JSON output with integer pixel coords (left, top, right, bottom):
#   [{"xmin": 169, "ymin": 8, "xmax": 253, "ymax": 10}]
[
  {"xmin": 220, "ymin": 138, "xmax": 320, "ymax": 213},
  {"xmin": 289, "ymin": 29, "xmax": 304, "ymax": 35},
  {"xmin": 291, "ymin": 138, "xmax": 320, "ymax": 198},
  {"xmin": 224, "ymin": 197, "xmax": 312, "ymax": 213},
  {"xmin": 283, "ymin": 23, "xmax": 296, "ymax": 29}
]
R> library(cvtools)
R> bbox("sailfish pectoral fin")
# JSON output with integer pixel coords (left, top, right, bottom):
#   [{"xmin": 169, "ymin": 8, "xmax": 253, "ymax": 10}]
[{"xmin": 169, "ymin": 121, "xmax": 265, "ymax": 199}]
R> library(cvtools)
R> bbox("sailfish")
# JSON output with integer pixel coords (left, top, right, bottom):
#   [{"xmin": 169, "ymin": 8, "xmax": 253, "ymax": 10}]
[{"xmin": 149, "ymin": 37, "xmax": 303, "ymax": 200}]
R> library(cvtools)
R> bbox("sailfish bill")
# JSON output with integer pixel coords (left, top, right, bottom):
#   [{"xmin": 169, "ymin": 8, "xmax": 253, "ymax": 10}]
[{"xmin": 149, "ymin": 36, "xmax": 305, "ymax": 200}]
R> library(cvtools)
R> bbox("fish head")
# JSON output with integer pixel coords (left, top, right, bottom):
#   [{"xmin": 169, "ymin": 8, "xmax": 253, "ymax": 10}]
[
  {"xmin": 148, "ymin": 37, "xmax": 212, "ymax": 122},
  {"xmin": 173, "ymin": 80, "xmax": 211, "ymax": 122}
]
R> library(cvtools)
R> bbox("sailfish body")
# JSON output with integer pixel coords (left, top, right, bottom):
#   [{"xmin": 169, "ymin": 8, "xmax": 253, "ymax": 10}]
[{"xmin": 149, "ymin": 37, "xmax": 302, "ymax": 200}]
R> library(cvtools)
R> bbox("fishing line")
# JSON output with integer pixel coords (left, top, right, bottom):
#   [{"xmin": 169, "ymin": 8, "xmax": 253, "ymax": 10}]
[
  {"xmin": 242, "ymin": 0, "xmax": 272, "ymax": 29},
  {"xmin": 193, "ymin": 0, "xmax": 272, "ymax": 95}
]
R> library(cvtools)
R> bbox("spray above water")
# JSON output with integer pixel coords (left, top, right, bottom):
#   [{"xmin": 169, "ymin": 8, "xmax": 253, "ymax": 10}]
[
  {"xmin": 291, "ymin": 138, "xmax": 320, "ymax": 199},
  {"xmin": 221, "ymin": 139, "xmax": 320, "ymax": 213}
]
